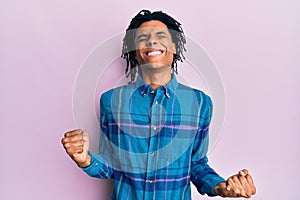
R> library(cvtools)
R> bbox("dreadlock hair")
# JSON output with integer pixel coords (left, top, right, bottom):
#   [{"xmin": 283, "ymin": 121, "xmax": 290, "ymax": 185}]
[{"xmin": 121, "ymin": 10, "xmax": 186, "ymax": 82}]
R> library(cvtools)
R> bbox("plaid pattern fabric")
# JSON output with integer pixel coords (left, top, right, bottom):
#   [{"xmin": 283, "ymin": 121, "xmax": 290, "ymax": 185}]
[{"xmin": 82, "ymin": 75, "xmax": 225, "ymax": 200}]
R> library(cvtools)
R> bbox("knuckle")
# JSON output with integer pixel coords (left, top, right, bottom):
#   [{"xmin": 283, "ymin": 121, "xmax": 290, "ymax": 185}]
[
  {"xmin": 64, "ymin": 131, "xmax": 70, "ymax": 137},
  {"xmin": 66, "ymin": 148, "xmax": 73, "ymax": 154},
  {"xmin": 61, "ymin": 138, "xmax": 65, "ymax": 144},
  {"xmin": 246, "ymin": 174, "xmax": 253, "ymax": 180},
  {"xmin": 63, "ymin": 142, "xmax": 69, "ymax": 148}
]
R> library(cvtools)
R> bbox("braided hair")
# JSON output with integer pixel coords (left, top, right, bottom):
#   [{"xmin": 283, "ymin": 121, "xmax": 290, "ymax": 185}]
[{"xmin": 121, "ymin": 10, "xmax": 186, "ymax": 82}]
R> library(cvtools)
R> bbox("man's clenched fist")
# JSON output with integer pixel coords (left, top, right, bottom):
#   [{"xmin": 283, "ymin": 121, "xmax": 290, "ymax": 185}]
[
  {"xmin": 61, "ymin": 129, "xmax": 91, "ymax": 168},
  {"xmin": 214, "ymin": 169, "xmax": 256, "ymax": 198}
]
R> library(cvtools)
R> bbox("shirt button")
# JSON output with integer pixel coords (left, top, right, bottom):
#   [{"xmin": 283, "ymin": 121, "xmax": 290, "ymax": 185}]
[
  {"xmin": 150, "ymin": 90, "xmax": 154, "ymax": 94},
  {"xmin": 153, "ymin": 126, "xmax": 157, "ymax": 131},
  {"xmin": 148, "ymin": 180, "xmax": 153, "ymax": 183},
  {"xmin": 155, "ymin": 101, "xmax": 158, "ymax": 105},
  {"xmin": 150, "ymin": 152, "xmax": 155, "ymax": 157},
  {"xmin": 143, "ymin": 93, "xmax": 146, "ymax": 96},
  {"xmin": 95, "ymin": 163, "xmax": 99, "ymax": 167}
]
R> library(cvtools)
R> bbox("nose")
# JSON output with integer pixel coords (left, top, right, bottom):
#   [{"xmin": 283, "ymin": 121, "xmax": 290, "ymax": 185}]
[{"xmin": 146, "ymin": 35, "xmax": 157, "ymax": 47}]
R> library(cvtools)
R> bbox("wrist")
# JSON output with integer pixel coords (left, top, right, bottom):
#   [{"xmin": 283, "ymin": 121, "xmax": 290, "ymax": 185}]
[
  {"xmin": 214, "ymin": 181, "xmax": 226, "ymax": 196},
  {"xmin": 77, "ymin": 154, "xmax": 91, "ymax": 168}
]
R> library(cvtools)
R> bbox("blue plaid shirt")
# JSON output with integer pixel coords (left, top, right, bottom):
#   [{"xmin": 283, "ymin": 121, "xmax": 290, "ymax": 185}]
[{"xmin": 82, "ymin": 74, "xmax": 225, "ymax": 200}]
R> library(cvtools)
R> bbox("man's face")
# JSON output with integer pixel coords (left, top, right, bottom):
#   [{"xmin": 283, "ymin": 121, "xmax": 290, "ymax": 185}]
[{"xmin": 134, "ymin": 20, "xmax": 176, "ymax": 70}]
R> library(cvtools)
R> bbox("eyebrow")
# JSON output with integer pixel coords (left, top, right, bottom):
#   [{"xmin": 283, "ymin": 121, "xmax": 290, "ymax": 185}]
[{"xmin": 156, "ymin": 31, "xmax": 167, "ymax": 35}]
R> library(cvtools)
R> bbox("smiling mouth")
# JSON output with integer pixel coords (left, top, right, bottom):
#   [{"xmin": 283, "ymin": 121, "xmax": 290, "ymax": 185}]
[{"xmin": 145, "ymin": 49, "xmax": 164, "ymax": 56}]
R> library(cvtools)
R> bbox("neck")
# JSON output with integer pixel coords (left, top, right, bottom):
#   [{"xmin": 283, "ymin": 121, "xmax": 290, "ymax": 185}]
[{"xmin": 141, "ymin": 68, "xmax": 172, "ymax": 90}]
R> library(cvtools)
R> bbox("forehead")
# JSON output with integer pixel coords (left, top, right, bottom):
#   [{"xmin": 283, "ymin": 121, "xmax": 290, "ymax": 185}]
[{"xmin": 135, "ymin": 20, "xmax": 170, "ymax": 35}]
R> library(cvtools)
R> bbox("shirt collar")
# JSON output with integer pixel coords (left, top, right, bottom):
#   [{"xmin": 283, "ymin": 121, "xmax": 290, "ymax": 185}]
[{"xmin": 135, "ymin": 73, "xmax": 178, "ymax": 98}]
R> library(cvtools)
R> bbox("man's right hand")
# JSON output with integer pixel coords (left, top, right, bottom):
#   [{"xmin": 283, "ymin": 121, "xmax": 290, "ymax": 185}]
[{"xmin": 61, "ymin": 129, "xmax": 91, "ymax": 168}]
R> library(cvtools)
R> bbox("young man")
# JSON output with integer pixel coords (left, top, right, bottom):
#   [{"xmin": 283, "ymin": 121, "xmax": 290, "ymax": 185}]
[{"xmin": 62, "ymin": 10, "xmax": 256, "ymax": 199}]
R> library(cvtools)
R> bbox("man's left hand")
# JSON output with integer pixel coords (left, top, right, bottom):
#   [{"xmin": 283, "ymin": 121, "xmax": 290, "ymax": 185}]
[{"xmin": 214, "ymin": 169, "xmax": 256, "ymax": 198}]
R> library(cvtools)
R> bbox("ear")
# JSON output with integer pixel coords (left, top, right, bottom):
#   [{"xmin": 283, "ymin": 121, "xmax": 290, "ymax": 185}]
[{"xmin": 171, "ymin": 43, "xmax": 176, "ymax": 54}]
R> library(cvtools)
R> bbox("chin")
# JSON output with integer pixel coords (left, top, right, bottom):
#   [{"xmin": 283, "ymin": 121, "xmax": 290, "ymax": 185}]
[{"xmin": 140, "ymin": 63, "xmax": 171, "ymax": 70}]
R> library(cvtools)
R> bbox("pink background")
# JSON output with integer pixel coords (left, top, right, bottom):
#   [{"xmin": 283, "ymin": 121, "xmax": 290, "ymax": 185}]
[{"xmin": 1, "ymin": 0, "xmax": 299, "ymax": 199}]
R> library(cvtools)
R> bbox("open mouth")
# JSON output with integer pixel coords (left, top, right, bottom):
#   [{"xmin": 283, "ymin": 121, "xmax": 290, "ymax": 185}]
[{"xmin": 145, "ymin": 49, "xmax": 164, "ymax": 57}]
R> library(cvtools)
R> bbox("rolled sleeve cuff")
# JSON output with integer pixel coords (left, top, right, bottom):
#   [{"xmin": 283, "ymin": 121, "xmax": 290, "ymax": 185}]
[
  {"xmin": 202, "ymin": 176, "xmax": 226, "ymax": 197},
  {"xmin": 80, "ymin": 151, "xmax": 112, "ymax": 178}
]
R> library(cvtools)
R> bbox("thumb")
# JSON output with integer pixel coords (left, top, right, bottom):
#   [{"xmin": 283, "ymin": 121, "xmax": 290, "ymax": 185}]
[
  {"xmin": 215, "ymin": 182, "xmax": 228, "ymax": 197},
  {"xmin": 73, "ymin": 130, "xmax": 90, "ymax": 165},
  {"xmin": 82, "ymin": 130, "xmax": 90, "ymax": 151}
]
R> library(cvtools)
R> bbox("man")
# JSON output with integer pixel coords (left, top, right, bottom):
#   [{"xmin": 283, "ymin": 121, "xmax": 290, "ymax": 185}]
[{"xmin": 62, "ymin": 10, "xmax": 256, "ymax": 199}]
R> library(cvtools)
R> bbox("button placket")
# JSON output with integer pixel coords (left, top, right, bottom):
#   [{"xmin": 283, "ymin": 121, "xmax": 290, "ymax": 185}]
[{"xmin": 145, "ymin": 92, "xmax": 161, "ymax": 189}]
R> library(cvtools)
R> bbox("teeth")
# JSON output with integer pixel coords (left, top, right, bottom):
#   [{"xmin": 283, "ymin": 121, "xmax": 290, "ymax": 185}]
[{"xmin": 147, "ymin": 51, "xmax": 162, "ymax": 56}]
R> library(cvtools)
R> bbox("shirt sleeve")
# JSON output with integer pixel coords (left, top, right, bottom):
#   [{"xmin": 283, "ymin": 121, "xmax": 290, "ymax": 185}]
[
  {"xmin": 81, "ymin": 151, "xmax": 113, "ymax": 179},
  {"xmin": 190, "ymin": 94, "xmax": 225, "ymax": 196},
  {"xmin": 80, "ymin": 92, "xmax": 114, "ymax": 179}
]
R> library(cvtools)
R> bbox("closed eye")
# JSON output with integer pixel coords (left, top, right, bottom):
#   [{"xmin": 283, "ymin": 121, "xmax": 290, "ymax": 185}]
[
  {"xmin": 156, "ymin": 31, "xmax": 167, "ymax": 39},
  {"xmin": 137, "ymin": 38, "xmax": 146, "ymax": 42},
  {"xmin": 136, "ymin": 34, "xmax": 148, "ymax": 43}
]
